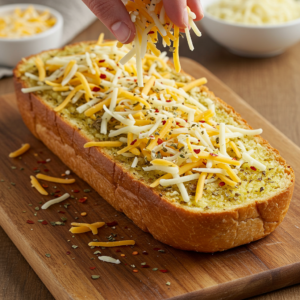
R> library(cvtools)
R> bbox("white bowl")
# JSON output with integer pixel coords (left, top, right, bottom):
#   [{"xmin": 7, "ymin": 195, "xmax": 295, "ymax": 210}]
[
  {"xmin": 0, "ymin": 3, "xmax": 63, "ymax": 67},
  {"xmin": 200, "ymin": 0, "xmax": 300, "ymax": 57}
]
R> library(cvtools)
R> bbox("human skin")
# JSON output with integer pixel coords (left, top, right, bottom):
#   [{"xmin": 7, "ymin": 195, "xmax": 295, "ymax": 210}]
[{"xmin": 82, "ymin": 0, "xmax": 203, "ymax": 43}]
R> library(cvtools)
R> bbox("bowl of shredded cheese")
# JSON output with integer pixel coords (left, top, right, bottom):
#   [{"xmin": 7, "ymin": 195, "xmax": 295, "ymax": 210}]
[
  {"xmin": 201, "ymin": 0, "xmax": 300, "ymax": 57},
  {"xmin": 0, "ymin": 4, "xmax": 63, "ymax": 67}
]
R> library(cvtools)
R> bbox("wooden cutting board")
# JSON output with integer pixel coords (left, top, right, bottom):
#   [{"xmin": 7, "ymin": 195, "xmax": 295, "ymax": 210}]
[{"xmin": 1, "ymin": 58, "xmax": 300, "ymax": 300}]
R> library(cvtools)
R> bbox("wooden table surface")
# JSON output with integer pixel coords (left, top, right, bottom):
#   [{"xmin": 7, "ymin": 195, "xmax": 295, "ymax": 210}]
[{"xmin": 1, "ymin": 20, "xmax": 300, "ymax": 300}]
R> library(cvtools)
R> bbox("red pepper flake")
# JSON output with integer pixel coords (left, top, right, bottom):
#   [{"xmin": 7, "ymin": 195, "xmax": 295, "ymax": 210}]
[
  {"xmin": 193, "ymin": 149, "xmax": 200, "ymax": 154},
  {"xmin": 37, "ymin": 160, "xmax": 46, "ymax": 164},
  {"xmin": 157, "ymin": 138, "xmax": 163, "ymax": 145},
  {"xmin": 99, "ymin": 59, "xmax": 105, "ymax": 63},
  {"xmin": 142, "ymin": 251, "xmax": 148, "ymax": 255},
  {"xmin": 42, "ymin": 184, "xmax": 48, "ymax": 188},
  {"xmin": 210, "ymin": 153, "xmax": 218, "ymax": 157},
  {"xmin": 155, "ymin": 109, "xmax": 159, "ymax": 113},
  {"xmin": 219, "ymin": 182, "xmax": 225, "ymax": 187},
  {"xmin": 162, "ymin": 120, "xmax": 166, "ymax": 125},
  {"xmin": 43, "ymin": 169, "xmax": 49, "ymax": 172},
  {"xmin": 41, "ymin": 220, "xmax": 48, "ymax": 225},
  {"xmin": 73, "ymin": 189, "xmax": 80, "ymax": 193},
  {"xmin": 250, "ymin": 166, "xmax": 257, "ymax": 171},
  {"xmin": 200, "ymin": 121, "xmax": 206, "ymax": 123},
  {"xmin": 134, "ymin": 79, "xmax": 137, "ymax": 82},
  {"xmin": 55, "ymin": 195, "xmax": 62, "ymax": 198},
  {"xmin": 26, "ymin": 220, "xmax": 34, "ymax": 224},
  {"xmin": 148, "ymin": 31, "xmax": 155, "ymax": 34},
  {"xmin": 92, "ymin": 87, "xmax": 101, "ymax": 92},
  {"xmin": 33, "ymin": 167, "xmax": 38, "ymax": 170},
  {"xmin": 130, "ymin": 139, "xmax": 137, "ymax": 146},
  {"xmin": 160, "ymin": 269, "xmax": 168, "ymax": 273},
  {"xmin": 233, "ymin": 158, "xmax": 237, "ymax": 160},
  {"xmin": 89, "ymin": 267, "xmax": 96, "ymax": 270},
  {"xmin": 166, "ymin": 100, "xmax": 171, "ymax": 103},
  {"xmin": 66, "ymin": 251, "xmax": 71, "ymax": 255},
  {"xmin": 55, "ymin": 190, "xmax": 60, "ymax": 193},
  {"xmin": 100, "ymin": 74, "xmax": 107, "ymax": 79},
  {"xmin": 79, "ymin": 197, "xmax": 87, "ymax": 203},
  {"xmin": 141, "ymin": 265, "xmax": 150, "ymax": 268},
  {"xmin": 58, "ymin": 211, "xmax": 65, "ymax": 214},
  {"xmin": 115, "ymin": 249, "xmax": 121, "ymax": 252},
  {"xmin": 153, "ymin": 248, "xmax": 161, "ymax": 251},
  {"xmin": 107, "ymin": 221, "xmax": 118, "ymax": 227}
]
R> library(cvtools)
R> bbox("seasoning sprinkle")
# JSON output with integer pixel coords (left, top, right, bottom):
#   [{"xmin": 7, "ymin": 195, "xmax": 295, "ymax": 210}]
[
  {"xmin": 45, "ymin": 253, "xmax": 51, "ymax": 258},
  {"xmin": 91, "ymin": 275, "xmax": 100, "ymax": 280}
]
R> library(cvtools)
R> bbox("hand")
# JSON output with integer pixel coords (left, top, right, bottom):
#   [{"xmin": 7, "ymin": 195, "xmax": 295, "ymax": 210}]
[{"xmin": 82, "ymin": 0, "xmax": 203, "ymax": 44}]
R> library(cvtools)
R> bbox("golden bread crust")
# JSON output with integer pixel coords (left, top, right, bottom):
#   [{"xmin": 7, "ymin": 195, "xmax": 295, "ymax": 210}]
[{"xmin": 13, "ymin": 43, "xmax": 295, "ymax": 252}]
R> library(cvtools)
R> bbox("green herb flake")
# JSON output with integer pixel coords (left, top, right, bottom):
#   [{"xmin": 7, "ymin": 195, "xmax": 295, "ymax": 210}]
[
  {"xmin": 50, "ymin": 222, "xmax": 56, "ymax": 226},
  {"xmin": 20, "ymin": 167, "xmax": 24, "ymax": 171},
  {"xmin": 152, "ymin": 268, "xmax": 158, "ymax": 271},
  {"xmin": 166, "ymin": 282, "xmax": 171, "ymax": 286},
  {"xmin": 35, "ymin": 207, "xmax": 40, "ymax": 211},
  {"xmin": 84, "ymin": 189, "xmax": 91, "ymax": 193},
  {"xmin": 90, "ymin": 257, "xmax": 95, "ymax": 260},
  {"xmin": 28, "ymin": 204, "xmax": 32, "ymax": 206},
  {"xmin": 94, "ymin": 250, "xmax": 101, "ymax": 255},
  {"xmin": 11, "ymin": 166, "xmax": 17, "ymax": 170},
  {"xmin": 141, "ymin": 262, "xmax": 147, "ymax": 266},
  {"xmin": 72, "ymin": 245, "xmax": 78, "ymax": 249},
  {"xmin": 34, "ymin": 213, "xmax": 37, "ymax": 216},
  {"xmin": 38, "ymin": 220, "xmax": 44, "ymax": 223},
  {"xmin": 0, "ymin": 179, "xmax": 4, "ymax": 182},
  {"xmin": 55, "ymin": 222, "xmax": 62, "ymax": 225},
  {"xmin": 39, "ymin": 201, "xmax": 42, "ymax": 204},
  {"xmin": 91, "ymin": 275, "xmax": 100, "ymax": 280},
  {"xmin": 90, "ymin": 246, "xmax": 95, "ymax": 249},
  {"xmin": 34, "ymin": 169, "xmax": 40, "ymax": 173},
  {"xmin": 45, "ymin": 253, "xmax": 51, "ymax": 258},
  {"xmin": 61, "ymin": 217, "xmax": 68, "ymax": 222},
  {"xmin": 70, "ymin": 195, "xmax": 75, "ymax": 199},
  {"xmin": 11, "ymin": 182, "xmax": 16, "ymax": 186},
  {"xmin": 75, "ymin": 217, "xmax": 79, "ymax": 220},
  {"xmin": 22, "ymin": 211, "xmax": 26, "ymax": 213},
  {"xmin": 158, "ymin": 249, "xmax": 165, "ymax": 253}
]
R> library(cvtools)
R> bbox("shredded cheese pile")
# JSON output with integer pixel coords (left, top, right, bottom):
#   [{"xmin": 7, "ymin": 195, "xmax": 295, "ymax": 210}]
[
  {"xmin": 122, "ymin": 0, "xmax": 201, "ymax": 87},
  {"xmin": 207, "ymin": 0, "xmax": 300, "ymax": 25},
  {"xmin": 0, "ymin": 6, "xmax": 56, "ymax": 38},
  {"xmin": 22, "ymin": 33, "xmax": 266, "ymax": 203}
]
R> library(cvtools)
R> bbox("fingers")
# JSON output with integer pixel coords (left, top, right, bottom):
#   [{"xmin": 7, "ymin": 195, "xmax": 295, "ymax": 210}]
[
  {"xmin": 187, "ymin": 0, "xmax": 204, "ymax": 21},
  {"xmin": 163, "ymin": 0, "xmax": 188, "ymax": 29},
  {"xmin": 82, "ymin": 0, "xmax": 135, "ymax": 43}
]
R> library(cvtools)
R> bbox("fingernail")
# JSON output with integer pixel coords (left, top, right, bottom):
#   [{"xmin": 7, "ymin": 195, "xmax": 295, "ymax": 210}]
[
  {"xmin": 183, "ymin": 11, "xmax": 189, "ymax": 28},
  {"xmin": 111, "ymin": 22, "xmax": 131, "ymax": 43}
]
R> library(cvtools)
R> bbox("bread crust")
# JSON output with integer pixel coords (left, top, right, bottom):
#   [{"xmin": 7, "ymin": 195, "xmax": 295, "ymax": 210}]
[{"xmin": 13, "ymin": 43, "xmax": 295, "ymax": 252}]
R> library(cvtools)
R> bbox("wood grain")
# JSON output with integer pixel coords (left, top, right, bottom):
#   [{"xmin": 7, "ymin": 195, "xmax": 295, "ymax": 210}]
[{"xmin": 1, "ymin": 20, "xmax": 300, "ymax": 300}]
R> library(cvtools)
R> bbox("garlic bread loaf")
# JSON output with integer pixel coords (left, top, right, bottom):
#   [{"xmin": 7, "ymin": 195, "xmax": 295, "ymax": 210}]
[{"xmin": 13, "ymin": 40, "xmax": 294, "ymax": 252}]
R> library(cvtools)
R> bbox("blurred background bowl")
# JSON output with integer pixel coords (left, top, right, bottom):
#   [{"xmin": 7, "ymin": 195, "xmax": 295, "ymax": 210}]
[
  {"xmin": 0, "ymin": 3, "xmax": 63, "ymax": 68},
  {"xmin": 200, "ymin": 0, "xmax": 300, "ymax": 57}
]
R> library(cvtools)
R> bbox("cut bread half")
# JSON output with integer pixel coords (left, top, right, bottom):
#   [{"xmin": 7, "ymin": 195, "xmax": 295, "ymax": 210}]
[{"xmin": 13, "ymin": 40, "xmax": 294, "ymax": 252}]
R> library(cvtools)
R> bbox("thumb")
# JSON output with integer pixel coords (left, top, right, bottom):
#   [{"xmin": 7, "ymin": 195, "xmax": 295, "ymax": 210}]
[{"xmin": 82, "ymin": 0, "xmax": 135, "ymax": 43}]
